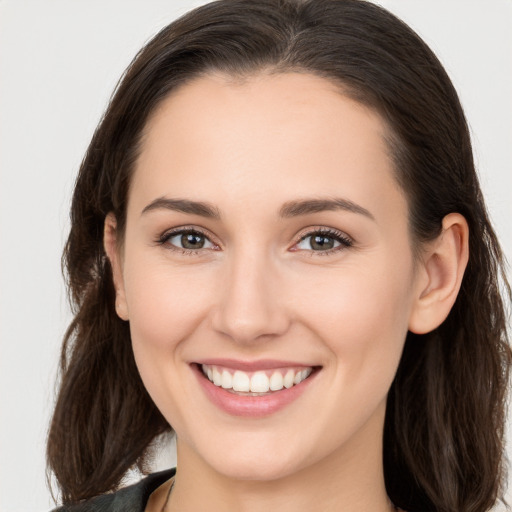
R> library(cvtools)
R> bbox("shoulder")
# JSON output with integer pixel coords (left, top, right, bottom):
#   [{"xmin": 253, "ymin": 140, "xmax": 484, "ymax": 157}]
[{"xmin": 51, "ymin": 469, "xmax": 176, "ymax": 512}]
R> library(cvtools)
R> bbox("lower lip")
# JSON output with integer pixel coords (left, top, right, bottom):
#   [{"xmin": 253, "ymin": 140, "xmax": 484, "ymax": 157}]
[{"xmin": 192, "ymin": 364, "xmax": 319, "ymax": 418}]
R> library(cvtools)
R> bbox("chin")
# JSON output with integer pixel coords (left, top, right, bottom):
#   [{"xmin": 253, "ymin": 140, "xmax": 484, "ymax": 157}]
[
  {"xmin": 186, "ymin": 428, "xmax": 320, "ymax": 482},
  {"xmin": 210, "ymin": 453, "xmax": 303, "ymax": 482}
]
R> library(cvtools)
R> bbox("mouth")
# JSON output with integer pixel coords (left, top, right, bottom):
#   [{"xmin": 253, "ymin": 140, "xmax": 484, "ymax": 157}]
[
  {"xmin": 199, "ymin": 364, "xmax": 314, "ymax": 395},
  {"xmin": 192, "ymin": 361, "xmax": 321, "ymax": 417}
]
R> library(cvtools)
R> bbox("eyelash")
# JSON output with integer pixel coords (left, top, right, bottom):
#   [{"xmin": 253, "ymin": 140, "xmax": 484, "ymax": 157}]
[
  {"xmin": 156, "ymin": 226, "xmax": 353, "ymax": 256},
  {"xmin": 295, "ymin": 228, "xmax": 353, "ymax": 256},
  {"xmin": 157, "ymin": 227, "xmax": 217, "ymax": 256}
]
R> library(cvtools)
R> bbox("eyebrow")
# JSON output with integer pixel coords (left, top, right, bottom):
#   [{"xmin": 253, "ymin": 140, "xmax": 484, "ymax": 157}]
[
  {"xmin": 279, "ymin": 198, "xmax": 375, "ymax": 220},
  {"xmin": 141, "ymin": 196, "xmax": 374, "ymax": 221},
  {"xmin": 141, "ymin": 197, "xmax": 221, "ymax": 219}
]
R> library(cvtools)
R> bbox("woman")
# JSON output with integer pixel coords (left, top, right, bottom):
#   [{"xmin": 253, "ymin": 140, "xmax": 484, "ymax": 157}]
[{"xmin": 47, "ymin": 0, "xmax": 511, "ymax": 511}]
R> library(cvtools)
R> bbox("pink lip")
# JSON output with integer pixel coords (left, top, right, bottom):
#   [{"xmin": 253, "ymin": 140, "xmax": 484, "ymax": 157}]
[
  {"xmin": 194, "ymin": 358, "xmax": 312, "ymax": 371},
  {"xmin": 192, "ymin": 363, "xmax": 319, "ymax": 418}
]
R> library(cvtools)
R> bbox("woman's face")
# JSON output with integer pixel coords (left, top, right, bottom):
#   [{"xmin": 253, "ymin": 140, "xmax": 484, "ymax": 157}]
[{"xmin": 112, "ymin": 72, "xmax": 425, "ymax": 481}]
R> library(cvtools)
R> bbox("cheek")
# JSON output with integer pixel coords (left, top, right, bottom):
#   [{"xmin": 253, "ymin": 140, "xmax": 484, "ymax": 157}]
[
  {"xmin": 294, "ymin": 255, "xmax": 415, "ymax": 443},
  {"xmin": 299, "ymin": 252, "xmax": 415, "ymax": 374},
  {"xmin": 123, "ymin": 259, "xmax": 217, "ymax": 428},
  {"xmin": 125, "ymin": 263, "xmax": 214, "ymax": 353},
  {"xmin": 120, "ymin": 242, "xmax": 218, "ymax": 408}
]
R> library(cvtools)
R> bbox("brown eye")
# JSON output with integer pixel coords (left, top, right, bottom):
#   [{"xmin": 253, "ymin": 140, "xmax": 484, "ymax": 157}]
[
  {"xmin": 180, "ymin": 232, "xmax": 206, "ymax": 249},
  {"xmin": 163, "ymin": 229, "xmax": 215, "ymax": 251},
  {"xmin": 295, "ymin": 229, "xmax": 352, "ymax": 253},
  {"xmin": 310, "ymin": 235, "xmax": 336, "ymax": 250}
]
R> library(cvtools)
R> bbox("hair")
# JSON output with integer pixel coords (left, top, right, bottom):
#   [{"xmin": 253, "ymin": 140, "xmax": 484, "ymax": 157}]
[{"xmin": 47, "ymin": 1, "xmax": 511, "ymax": 510}]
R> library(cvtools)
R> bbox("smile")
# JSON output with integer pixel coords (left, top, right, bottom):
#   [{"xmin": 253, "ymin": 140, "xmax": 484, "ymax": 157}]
[
  {"xmin": 193, "ymin": 361, "xmax": 320, "ymax": 417},
  {"xmin": 201, "ymin": 364, "xmax": 313, "ymax": 394}
]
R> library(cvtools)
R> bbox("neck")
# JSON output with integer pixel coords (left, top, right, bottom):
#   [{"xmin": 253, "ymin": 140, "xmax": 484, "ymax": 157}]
[{"xmin": 165, "ymin": 405, "xmax": 394, "ymax": 512}]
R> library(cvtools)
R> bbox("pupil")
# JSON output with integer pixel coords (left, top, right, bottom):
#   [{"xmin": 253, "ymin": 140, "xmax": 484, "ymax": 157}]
[
  {"xmin": 311, "ymin": 235, "xmax": 334, "ymax": 250},
  {"xmin": 181, "ymin": 233, "xmax": 204, "ymax": 249}
]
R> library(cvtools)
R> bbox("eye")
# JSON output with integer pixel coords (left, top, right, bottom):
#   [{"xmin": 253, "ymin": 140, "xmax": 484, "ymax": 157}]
[
  {"xmin": 159, "ymin": 228, "xmax": 216, "ymax": 253},
  {"xmin": 294, "ymin": 228, "xmax": 353, "ymax": 254}
]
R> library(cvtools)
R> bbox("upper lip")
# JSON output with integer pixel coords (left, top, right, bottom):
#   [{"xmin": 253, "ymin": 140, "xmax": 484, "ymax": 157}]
[{"xmin": 193, "ymin": 358, "xmax": 317, "ymax": 372}]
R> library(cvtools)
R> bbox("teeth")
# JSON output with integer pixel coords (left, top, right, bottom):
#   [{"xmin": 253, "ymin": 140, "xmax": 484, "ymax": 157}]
[
  {"xmin": 201, "ymin": 365, "xmax": 313, "ymax": 393},
  {"xmin": 212, "ymin": 367, "xmax": 222, "ymax": 386},
  {"xmin": 269, "ymin": 371, "xmax": 284, "ymax": 391},
  {"xmin": 250, "ymin": 372, "xmax": 270, "ymax": 392},
  {"xmin": 221, "ymin": 370, "xmax": 232, "ymax": 389},
  {"xmin": 283, "ymin": 369, "xmax": 294, "ymax": 389},
  {"xmin": 232, "ymin": 371, "xmax": 250, "ymax": 392}
]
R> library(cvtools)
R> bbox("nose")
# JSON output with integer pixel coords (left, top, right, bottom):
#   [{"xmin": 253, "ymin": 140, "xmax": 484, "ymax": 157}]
[{"xmin": 210, "ymin": 250, "xmax": 291, "ymax": 344}]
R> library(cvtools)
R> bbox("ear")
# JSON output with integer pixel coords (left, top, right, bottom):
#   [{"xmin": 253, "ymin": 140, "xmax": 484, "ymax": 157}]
[
  {"xmin": 408, "ymin": 213, "xmax": 469, "ymax": 334},
  {"xmin": 104, "ymin": 212, "xmax": 129, "ymax": 321}
]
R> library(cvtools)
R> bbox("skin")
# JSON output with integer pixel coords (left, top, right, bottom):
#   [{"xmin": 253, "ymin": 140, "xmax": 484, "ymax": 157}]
[{"xmin": 104, "ymin": 72, "xmax": 469, "ymax": 512}]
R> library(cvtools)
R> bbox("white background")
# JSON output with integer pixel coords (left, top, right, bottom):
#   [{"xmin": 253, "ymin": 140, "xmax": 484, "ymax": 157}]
[{"xmin": 0, "ymin": 1, "xmax": 511, "ymax": 511}]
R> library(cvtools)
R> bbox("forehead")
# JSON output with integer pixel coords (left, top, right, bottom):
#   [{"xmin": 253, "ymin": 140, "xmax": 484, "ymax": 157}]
[{"xmin": 131, "ymin": 72, "xmax": 404, "ymax": 221}]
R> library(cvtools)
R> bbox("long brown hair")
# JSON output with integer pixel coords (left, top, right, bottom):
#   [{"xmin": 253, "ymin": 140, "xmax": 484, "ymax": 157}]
[{"xmin": 47, "ymin": 1, "xmax": 511, "ymax": 510}]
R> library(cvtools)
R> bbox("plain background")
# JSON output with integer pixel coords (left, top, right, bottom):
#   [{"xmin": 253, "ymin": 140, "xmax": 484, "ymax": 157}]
[{"xmin": 1, "ymin": 1, "xmax": 511, "ymax": 511}]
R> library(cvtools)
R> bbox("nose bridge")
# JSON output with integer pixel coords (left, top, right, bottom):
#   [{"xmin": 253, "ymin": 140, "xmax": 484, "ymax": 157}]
[{"xmin": 211, "ymin": 245, "xmax": 289, "ymax": 343}]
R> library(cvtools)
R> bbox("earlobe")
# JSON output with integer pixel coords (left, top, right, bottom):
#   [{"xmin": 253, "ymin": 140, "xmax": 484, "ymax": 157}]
[
  {"xmin": 104, "ymin": 213, "xmax": 129, "ymax": 321},
  {"xmin": 408, "ymin": 213, "xmax": 469, "ymax": 334}
]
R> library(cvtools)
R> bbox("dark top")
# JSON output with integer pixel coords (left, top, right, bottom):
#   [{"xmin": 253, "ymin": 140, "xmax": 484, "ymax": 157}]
[
  {"xmin": 51, "ymin": 469, "xmax": 407, "ymax": 511},
  {"xmin": 52, "ymin": 468, "xmax": 176, "ymax": 512}
]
